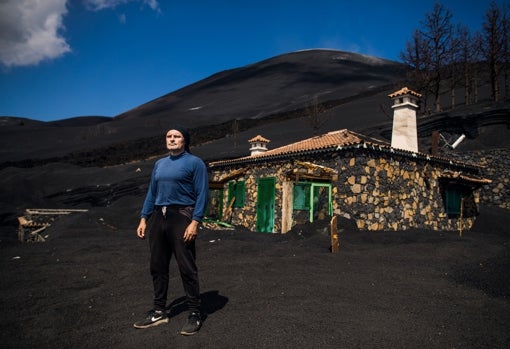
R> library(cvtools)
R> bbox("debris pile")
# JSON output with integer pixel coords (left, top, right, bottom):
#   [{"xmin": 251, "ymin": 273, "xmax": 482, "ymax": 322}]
[{"xmin": 17, "ymin": 208, "xmax": 88, "ymax": 242}]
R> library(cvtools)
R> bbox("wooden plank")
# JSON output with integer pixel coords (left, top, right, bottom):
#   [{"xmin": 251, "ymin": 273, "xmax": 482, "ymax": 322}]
[
  {"xmin": 295, "ymin": 161, "xmax": 338, "ymax": 174},
  {"xmin": 18, "ymin": 216, "xmax": 31, "ymax": 226},
  {"xmin": 281, "ymin": 181, "xmax": 293, "ymax": 234},
  {"xmin": 25, "ymin": 208, "xmax": 89, "ymax": 215},
  {"xmin": 330, "ymin": 215, "xmax": 340, "ymax": 253},
  {"xmin": 217, "ymin": 167, "xmax": 248, "ymax": 183},
  {"xmin": 221, "ymin": 196, "xmax": 236, "ymax": 222}
]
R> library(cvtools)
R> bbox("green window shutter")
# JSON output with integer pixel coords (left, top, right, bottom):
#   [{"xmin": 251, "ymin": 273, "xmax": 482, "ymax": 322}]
[
  {"xmin": 293, "ymin": 183, "xmax": 311, "ymax": 210},
  {"xmin": 228, "ymin": 181, "xmax": 245, "ymax": 208},
  {"xmin": 228, "ymin": 181, "xmax": 235, "ymax": 204},
  {"xmin": 234, "ymin": 180, "xmax": 245, "ymax": 208},
  {"xmin": 445, "ymin": 187, "xmax": 462, "ymax": 214}
]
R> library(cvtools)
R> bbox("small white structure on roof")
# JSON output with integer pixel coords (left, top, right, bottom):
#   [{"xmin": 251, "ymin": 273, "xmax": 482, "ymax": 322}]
[
  {"xmin": 389, "ymin": 87, "xmax": 421, "ymax": 153},
  {"xmin": 249, "ymin": 135, "xmax": 270, "ymax": 156}
]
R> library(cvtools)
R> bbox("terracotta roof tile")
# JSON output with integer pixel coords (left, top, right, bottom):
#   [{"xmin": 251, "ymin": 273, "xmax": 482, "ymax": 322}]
[
  {"xmin": 248, "ymin": 135, "xmax": 270, "ymax": 143},
  {"xmin": 252, "ymin": 129, "xmax": 362, "ymax": 157},
  {"xmin": 208, "ymin": 128, "xmax": 484, "ymax": 172},
  {"xmin": 388, "ymin": 87, "xmax": 422, "ymax": 98},
  {"xmin": 210, "ymin": 129, "xmax": 368, "ymax": 166}
]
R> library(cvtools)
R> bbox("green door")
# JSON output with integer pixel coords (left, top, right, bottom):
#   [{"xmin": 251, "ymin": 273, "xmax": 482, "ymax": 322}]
[{"xmin": 256, "ymin": 177, "xmax": 275, "ymax": 233}]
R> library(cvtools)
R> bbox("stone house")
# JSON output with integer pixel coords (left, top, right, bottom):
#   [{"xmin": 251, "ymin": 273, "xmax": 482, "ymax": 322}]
[{"xmin": 206, "ymin": 88, "xmax": 492, "ymax": 233}]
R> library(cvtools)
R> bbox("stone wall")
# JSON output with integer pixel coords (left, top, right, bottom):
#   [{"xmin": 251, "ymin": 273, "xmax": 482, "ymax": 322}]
[
  {"xmin": 210, "ymin": 163, "xmax": 287, "ymax": 231},
  {"xmin": 446, "ymin": 148, "xmax": 510, "ymax": 210},
  {"xmin": 209, "ymin": 148, "xmax": 494, "ymax": 232},
  {"xmin": 329, "ymin": 150, "xmax": 479, "ymax": 231}
]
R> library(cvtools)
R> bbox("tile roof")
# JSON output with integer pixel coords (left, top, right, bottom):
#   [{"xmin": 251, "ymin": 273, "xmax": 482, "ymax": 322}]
[
  {"xmin": 256, "ymin": 129, "xmax": 364, "ymax": 156},
  {"xmin": 248, "ymin": 135, "xmax": 270, "ymax": 143},
  {"xmin": 208, "ymin": 128, "xmax": 484, "ymax": 172},
  {"xmin": 210, "ymin": 129, "xmax": 378, "ymax": 167},
  {"xmin": 388, "ymin": 87, "xmax": 422, "ymax": 98}
]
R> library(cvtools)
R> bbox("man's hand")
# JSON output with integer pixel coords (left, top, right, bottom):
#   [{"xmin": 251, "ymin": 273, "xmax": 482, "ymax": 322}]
[
  {"xmin": 137, "ymin": 218, "xmax": 147, "ymax": 239},
  {"xmin": 183, "ymin": 220, "xmax": 200, "ymax": 242}
]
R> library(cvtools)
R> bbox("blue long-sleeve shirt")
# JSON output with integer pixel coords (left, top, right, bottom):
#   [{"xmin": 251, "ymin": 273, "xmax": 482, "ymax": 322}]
[{"xmin": 141, "ymin": 152, "xmax": 209, "ymax": 222}]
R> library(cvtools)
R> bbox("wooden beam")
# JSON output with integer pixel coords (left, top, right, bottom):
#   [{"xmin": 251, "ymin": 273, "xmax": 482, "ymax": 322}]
[
  {"xmin": 286, "ymin": 172, "xmax": 333, "ymax": 182},
  {"xmin": 25, "ymin": 208, "xmax": 89, "ymax": 215},
  {"xmin": 295, "ymin": 161, "xmax": 338, "ymax": 174},
  {"xmin": 330, "ymin": 215, "xmax": 340, "ymax": 253},
  {"xmin": 209, "ymin": 182, "xmax": 225, "ymax": 189},
  {"xmin": 221, "ymin": 196, "xmax": 236, "ymax": 222},
  {"xmin": 217, "ymin": 167, "xmax": 248, "ymax": 183},
  {"xmin": 281, "ymin": 181, "xmax": 293, "ymax": 234}
]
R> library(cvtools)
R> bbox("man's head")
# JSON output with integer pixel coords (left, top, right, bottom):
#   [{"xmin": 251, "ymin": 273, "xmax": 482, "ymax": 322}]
[{"xmin": 166, "ymin": 125, "xmax": 190, "ymax": 154}]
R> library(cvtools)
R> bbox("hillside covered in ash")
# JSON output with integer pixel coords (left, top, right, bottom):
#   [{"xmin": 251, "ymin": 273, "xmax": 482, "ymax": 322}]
[
  {"xmin": 0, "ymin": 49, "xmax": 509, "ymax": 237},
  {"xmin": 1, "ymin": 50, "xmax": 406, "ymax": 165}
]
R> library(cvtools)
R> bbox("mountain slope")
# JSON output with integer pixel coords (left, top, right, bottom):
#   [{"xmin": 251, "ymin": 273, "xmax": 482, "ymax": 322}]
[
  {"xmin": 116, "ymin": 49, "xmax": 405, "ymax": 125},
  {"xmin": 0, "ymin": 49, "xmax": 406, "ymax": 163}
]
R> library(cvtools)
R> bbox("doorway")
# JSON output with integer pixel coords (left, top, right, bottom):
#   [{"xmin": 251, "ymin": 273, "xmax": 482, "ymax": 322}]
[{"xmin": 256, "ymin": 177, "xmax": 275, "ymax": 233}]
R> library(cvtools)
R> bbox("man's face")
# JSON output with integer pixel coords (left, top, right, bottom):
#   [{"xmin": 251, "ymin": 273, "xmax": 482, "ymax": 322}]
[{"xmin": 166, "ymin": 129, "xmax": 185, "ymax": 153}]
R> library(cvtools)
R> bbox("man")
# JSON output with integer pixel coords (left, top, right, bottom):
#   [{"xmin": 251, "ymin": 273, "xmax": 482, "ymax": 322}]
[{"xmin": 134, "ymin": 125, "xmax": 209, "ymax": 336}]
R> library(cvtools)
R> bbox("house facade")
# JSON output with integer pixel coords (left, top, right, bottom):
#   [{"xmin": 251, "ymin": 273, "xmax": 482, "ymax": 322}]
[{"xmin": 206, "ymin": 88, "xmax": 492, "ymax": 233}]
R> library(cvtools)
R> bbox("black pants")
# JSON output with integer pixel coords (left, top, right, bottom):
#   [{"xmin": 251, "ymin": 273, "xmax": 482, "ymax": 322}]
[{"xmin": 149, "ymin": 206, "xmax": 200, "ymax": 313}]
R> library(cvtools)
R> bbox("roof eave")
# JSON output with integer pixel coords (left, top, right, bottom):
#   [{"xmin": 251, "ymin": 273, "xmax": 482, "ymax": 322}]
[{"xmin": 208, "ymin": 144, "xmax": 483, "ymax": 172}]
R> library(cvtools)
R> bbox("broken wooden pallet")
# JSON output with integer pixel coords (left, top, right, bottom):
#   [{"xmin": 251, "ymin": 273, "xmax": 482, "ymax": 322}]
[{"xmin": 17, "ymin": 208, "xmax": 88, "ymax": 243}]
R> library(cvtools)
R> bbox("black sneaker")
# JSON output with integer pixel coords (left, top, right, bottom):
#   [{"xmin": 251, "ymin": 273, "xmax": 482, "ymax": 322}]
[
  {"xmin": 179, "ymin": 312, "xmax": 202, "ymax": 335},
  {"xmin": 133, "ymin": 309, "xmax": 169, "ymax": 329}
]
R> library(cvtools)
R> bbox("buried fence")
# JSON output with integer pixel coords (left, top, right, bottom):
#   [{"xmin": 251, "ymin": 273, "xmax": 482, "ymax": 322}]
[{"xmin": 17, "ymin": 208, "xmax": 89, "ymax": 243}]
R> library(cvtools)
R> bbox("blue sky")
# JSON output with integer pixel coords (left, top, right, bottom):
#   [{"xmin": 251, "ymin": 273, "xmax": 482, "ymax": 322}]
[{"xmin": 0, "ymin": 0, "xmax": 496, "ymax": 121}]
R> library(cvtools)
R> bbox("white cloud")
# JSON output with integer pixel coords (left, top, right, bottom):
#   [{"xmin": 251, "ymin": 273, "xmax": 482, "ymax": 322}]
[
  {"xmin": 84, "ymin": 0, "xmax": 161, "ymax": 25},
  {"xmin": 0, "ymin": 0, "xmax": 160, "ymax": 68},
  {"xmin": 0, "ymin": 0, "xmax": 70, "ymax": 67},
  {"xmin": 144, "ymin": 0, "xmax": 160, "ymax": 12},
  {"xmin": 84, "ymin": 0, "xmax": 160, "ymax": 12}
]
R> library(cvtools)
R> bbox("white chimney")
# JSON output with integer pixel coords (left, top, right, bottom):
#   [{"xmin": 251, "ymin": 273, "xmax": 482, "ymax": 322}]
[
  {"xmin": 388, "ymin": 87, "xmax": 421, "ymax": 152},
  {"xmin": 248, "ymin": 135, "xmax": 270, "ymax": 156}
]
